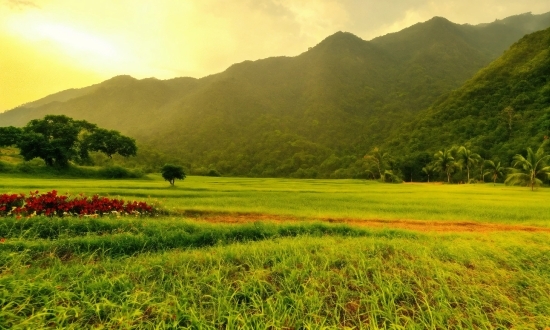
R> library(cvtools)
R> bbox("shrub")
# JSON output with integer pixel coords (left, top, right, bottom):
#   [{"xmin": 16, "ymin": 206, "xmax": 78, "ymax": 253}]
[
  {"xmin": 0, "ymin": 190, "xmax": 157, "ymax": 218},
  {"xmin": 206, "ymin": 169, "xmax": 221, "ymax": 177},
  {"xmin": 98, "ymin": 165, "xmax": 143, "ymax": 179}
]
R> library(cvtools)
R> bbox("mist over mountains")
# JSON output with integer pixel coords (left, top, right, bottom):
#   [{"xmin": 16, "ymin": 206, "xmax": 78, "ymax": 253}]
[{"xmin": 2, "ymin": 11, "xmax": 550, "ymax": 178}]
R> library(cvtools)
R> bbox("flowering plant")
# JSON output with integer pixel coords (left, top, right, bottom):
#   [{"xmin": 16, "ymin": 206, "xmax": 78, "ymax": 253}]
[{"xmin": 0, "ymin": 190, "xmax": 156, "ymax": 218}]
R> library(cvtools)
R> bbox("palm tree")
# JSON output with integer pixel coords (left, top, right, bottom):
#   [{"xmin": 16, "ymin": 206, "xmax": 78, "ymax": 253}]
[
  {"xmin": 433, "ymin": 149, "xmax": 458, "ymax": 183},
  {"xmin": 505, "ymin": 143, "xmax": 550, "ymax": 190},
  {"xmin": 457, "ymin": 146, "xmax": 482, "ymax": 183},
  {"xmin": 364, "ymin": 147, "xmax": 390, "ymax": 180},
  {"xmin": 479, "ymin": 157, "xmax": 486, "ymax": 183},
  {"xmin": 483, "ymin": 160, "xmax": 505, "ymax": 186},
  {"xmin": 421, "ymin": 163, "xmax": 436, "ymax": 183}
]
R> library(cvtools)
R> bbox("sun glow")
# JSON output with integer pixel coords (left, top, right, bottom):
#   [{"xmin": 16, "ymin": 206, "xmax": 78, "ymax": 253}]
[{"xmin": 6, "ymin": 14, "xmax": 123, "ymax": 64}]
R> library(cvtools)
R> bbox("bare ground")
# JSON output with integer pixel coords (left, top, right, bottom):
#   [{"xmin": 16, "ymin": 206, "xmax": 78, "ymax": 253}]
[{"xmin": 178, "ymin": 210, "xmax": 550, "ymax": 233}]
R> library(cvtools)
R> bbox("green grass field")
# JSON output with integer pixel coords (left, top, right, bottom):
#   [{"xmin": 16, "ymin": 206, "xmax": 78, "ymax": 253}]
[
  {"xmin": 0, "ymin": 175, "xmax": 549, "ymax": 328},
  {"xmin": 1, "ymin": 175, "xmax": 550, "ymax": 225}
]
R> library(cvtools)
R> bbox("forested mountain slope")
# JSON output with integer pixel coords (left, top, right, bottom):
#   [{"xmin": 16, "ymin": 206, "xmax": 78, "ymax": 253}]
[
  {"xmin": 386, "ymin": 27, "xmax": 550, "ymax": 166},
  {"xmin": 1, "ymin": 12, "xmax": 550, "ymax": 178}
]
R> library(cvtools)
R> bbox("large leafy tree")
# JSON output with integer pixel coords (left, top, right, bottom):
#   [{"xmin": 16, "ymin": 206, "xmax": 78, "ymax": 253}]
[
  {"xmin": 0, "ymin": 115, "xmax": 137, "ymax": 167},
  {"xmin": 433, "ymin": 149, "xmax": 458, "ymax": 183},
  {"xmin": 16, "ymin": 115, "xmax": 95, "ymax": 167},
  {"xmin": 505, "ymin": 142, "xmax": 550, "ymax": 190},
  {"xmin": 83, "ymin": 128, "xmax": 137, "ymax": 159},
  {"xmin": 0, "ymin": 127, "xmax": 23, "ymax": 147},
  {"xmin": 457, "ymin": 146, "xmax": 482, "ymax": 183},
  {"xmin": 483, "ymin": 160, "xmax": 505, "ymax": 186}
]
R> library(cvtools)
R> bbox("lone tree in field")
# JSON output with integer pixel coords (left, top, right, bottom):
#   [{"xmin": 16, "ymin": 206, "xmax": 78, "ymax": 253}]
[
  {"xmin": 0, "ymin": 115, "xmax": 137, "ymax": 167},
  {"xmin": 483, "ymin": 160, "xmax": 505, "ymax": 186},
  {"xmin": 457, "ymin": 146, "xmax": 481, "ymax": 183},
  {"xmin": 161, "ymin": 164, "xmax": 186, "ymax": 186},
  {"xmin": 505, "ymin": 142, "xmax": 550, "ymax": 190}
]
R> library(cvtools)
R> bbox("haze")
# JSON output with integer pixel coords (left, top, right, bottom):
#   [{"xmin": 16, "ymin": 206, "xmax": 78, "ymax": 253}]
[{"xmin": 2, "ymin": 0, "xmax": 550, "ymax": 111}]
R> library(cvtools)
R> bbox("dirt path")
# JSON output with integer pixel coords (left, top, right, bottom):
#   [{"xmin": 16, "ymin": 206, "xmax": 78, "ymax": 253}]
[{"xmin": 179, "ymin": 210, "xmax": 550, "ymax": 233}]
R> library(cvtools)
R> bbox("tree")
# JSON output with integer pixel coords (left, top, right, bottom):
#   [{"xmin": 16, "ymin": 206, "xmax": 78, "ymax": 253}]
[
  {"xmin": 0, "ymin": 127, "xmax": 22, "ymax": 147},
  {"xmin": 433, "ymin": 149, "xmax": 458, "ymax": 183},
  {"xmin": 364, "ymin": 147, "xmax": 390, "ymax": 179},
  {"xmin": 83, "ymin": 128, "xmax": 137, "ymax": 159},
  {"xmin": 483, "ymin": 160, "xmax": 505, "ymax": 186},
  {"xmin": 505, "ymin": 142, "xmax": 550, "ymax": 190},
  {"xmin": 457, "ymin": 146, "xmax": 482, "ymax": 183},
  {"xmin": 0, "ymin": 115, "xmax": 137, "ymax": 167},
  {"xmin": 16, "ymin": 115, "xmax": 95, "ymax": 167},
  {"xmin": 421, "ymin": 163, "xmax": 436, "ymax": 183},
  {"xmin": 161, "ymin": 164, "xmax": 186, "ymax": 186},
  {"xmin": 478, "ymin": 156, "xmax": 486, "ymax": 183}
]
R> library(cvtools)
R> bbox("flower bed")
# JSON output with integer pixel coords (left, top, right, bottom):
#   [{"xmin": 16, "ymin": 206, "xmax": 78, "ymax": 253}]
[{"xmin": 0, "ymin": 190, "xmax": 157, "ymax": 218}]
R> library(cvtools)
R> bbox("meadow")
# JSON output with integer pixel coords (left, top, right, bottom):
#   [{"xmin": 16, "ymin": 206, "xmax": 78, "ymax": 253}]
[
  {"xmin": 0, "ymin": 175, "xmax": 549, "ymax": 328},
  {"xmin": 1, "ymin": 175, "xmax": 550, "ymax": 225}
]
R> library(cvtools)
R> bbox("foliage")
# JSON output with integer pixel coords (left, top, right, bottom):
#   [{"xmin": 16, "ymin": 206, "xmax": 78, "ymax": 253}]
[
  {"xmin": 2, "ymin": 176, "xmax": 550, "ymax": 225},
  {"xmin": 0, "ymin": 218, "xmax": 549, "ymax": 328},
  {"xmin": 83, "ymin": 128, "xmax": 137, "ymax": 158},
  {"xmin": 0, "ymin": 193, "xmax": 25, "ymax": 216},
  {"xmin": 505, "ymin": 142, "xmax": 550, "ymax": 190},
  {"xmin": 457, "ymin": 146, "xmax": 482, "ymax": 183},
  {"xmin": 483, "ymin": 160, "xmax": 500, "ymax": 183},
  {"xmin": 421, "ymin": 163, "xmax": 437, "ymax": 182},
  {"xmin": 0, "ymin": 126, "xmax": 22, "ymax": 147},
  {"xmin": 0, "ymin": 115, "xmax": 137, "ymax": 168},
  {"xmin": 364, "ymin": 147, "xmax": 391, "ymax": 179},
  {"xmin": 387, "ymin": 27, "xmax": 550, "ymax": 174},
  {"xmin": 15, "ymin": 115, "xmax": 95, "ymax": 167},
  {"xmin": 2, "ymin": 16, "xmax": 550, "ymax": 178},
  {"xmin": 161, "ymin": 164, "xmax": 186, "ymax": 186},
  {"xmin": 0, "ymin": 190, "xmax": 157, "ymax": 218},
  {"xmin": 433, "ymin": 148, "xmax": 458, "ymax": 183},
  {"xmin": 97, "ymin": 165, "xmax": 142, "ymax": 179},
  {"xmin": 483, "ymin": 160, "xmax": 506, "ymax": 185}
]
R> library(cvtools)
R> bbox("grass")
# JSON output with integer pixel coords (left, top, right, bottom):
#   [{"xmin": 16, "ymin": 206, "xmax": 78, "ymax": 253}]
[
  {"xmin": 0, "ymin": 217, "xmax": 548, "ymax": 328},
  {"xmin": 1, "ymin": 175, "xmax": 550, "ymax": 226},
  {"xmin": 0, "ymin": 175, "xmax": 549, "ymax": 328}
]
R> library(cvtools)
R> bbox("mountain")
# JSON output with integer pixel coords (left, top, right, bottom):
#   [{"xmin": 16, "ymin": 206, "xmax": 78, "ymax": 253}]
[
  {"xmin": 2, "ymin": 12, "xmax": 550, "ymax": 178},
  {"xmin": 385, "ymin": 26, "xmax": 550, "ymax": 166}
]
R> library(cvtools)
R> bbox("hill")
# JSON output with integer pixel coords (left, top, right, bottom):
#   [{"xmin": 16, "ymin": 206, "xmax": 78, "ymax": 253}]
[
  {"xmin": 2, "ymin": 12, "xmax": 550, "ymax": 178},
  {"xmin": 385, "ymin": 26, "xmax": 550, "ymax": 169}
]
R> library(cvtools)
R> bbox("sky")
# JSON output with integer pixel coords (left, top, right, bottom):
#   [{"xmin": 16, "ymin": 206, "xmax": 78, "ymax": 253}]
[{"xmin": 1, "ymin": 0, "xmax": 550, "ymax": 112}]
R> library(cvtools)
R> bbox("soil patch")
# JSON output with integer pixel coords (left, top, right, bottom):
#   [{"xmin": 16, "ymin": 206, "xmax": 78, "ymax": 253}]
[{"xmin": 180, "ymin": 210, "xmax": 550, "ymax": 233}]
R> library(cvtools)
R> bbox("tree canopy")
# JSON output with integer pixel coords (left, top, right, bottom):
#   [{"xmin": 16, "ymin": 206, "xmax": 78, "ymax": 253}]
[
  {"xmin": 0, "ymin": 115, "xmax": 137, "ymax": 167},
  {"xmin": 161, "ymin": 164, "xmax": 186, "ymax": 186}
]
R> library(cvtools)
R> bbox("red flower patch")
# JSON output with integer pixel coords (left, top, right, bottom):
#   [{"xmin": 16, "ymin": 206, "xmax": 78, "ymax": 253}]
[{"xmin": 0, "ymin": 190, "xmax": 157, "ymax": 218}]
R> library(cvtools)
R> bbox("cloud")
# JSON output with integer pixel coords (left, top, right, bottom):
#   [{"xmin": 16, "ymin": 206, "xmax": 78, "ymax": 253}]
[{"xmin": 3, "ymin": 0, "xmax": 40, "ymax": 9}]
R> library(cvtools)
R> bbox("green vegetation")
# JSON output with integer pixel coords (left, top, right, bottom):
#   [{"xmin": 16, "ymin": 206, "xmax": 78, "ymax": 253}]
[
  {"xmin": 0, "ymin": 115, "xmax": 137, "ymax": 168},
  {"xmin": 506, "ymin": 142, "xmax": 550, "ymax": 190},
  {"xmin": 387, "ymin": 27, "xmax": 550, "ymax": 172},
  {"xmin": 161, "ymin": 164, "xmax": 186, "ymax": 186},
  {"xmin": 1, "ymin": 176, "xmax": 549, "ymax": 226},
  {"xmin": 0, "ymin": 176, "xmax": 548, "ymax": 328},
  {"xmin": 0, "ymin": 160, "xmax": 144, "ymax": 179},
  {"xmin": 1, "ymin": 13, "xmax": 549, "ymax": 178},
  {"xmin": 1, "ymin": 216, "xmax": 549, "ymax": 328}
]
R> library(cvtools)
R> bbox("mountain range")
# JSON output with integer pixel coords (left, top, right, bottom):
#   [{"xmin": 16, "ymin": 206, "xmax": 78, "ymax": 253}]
[{"xmin": 1, "ymin": 11, "xmax": 550, "ymax": 178}]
